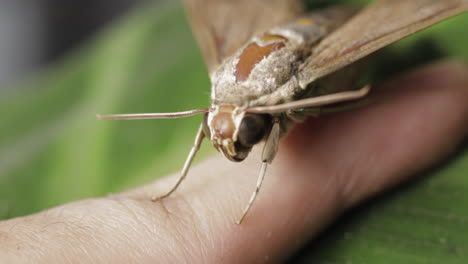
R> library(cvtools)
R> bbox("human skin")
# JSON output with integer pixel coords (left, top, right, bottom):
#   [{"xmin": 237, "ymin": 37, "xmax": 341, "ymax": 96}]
[{"xmin": 0, "ymin": 61, "xmax": 467, "ymax": 264}]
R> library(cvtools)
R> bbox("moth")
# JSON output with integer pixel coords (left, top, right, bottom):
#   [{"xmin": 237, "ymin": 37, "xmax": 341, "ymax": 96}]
[{"xmin": 98, "ymin": 0, "xmax": 467, "ymax": 224}]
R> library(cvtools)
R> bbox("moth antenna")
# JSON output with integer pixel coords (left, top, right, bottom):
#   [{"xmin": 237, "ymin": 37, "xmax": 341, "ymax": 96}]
[
  {"xmin": 96, "ymin": 108, "xmax": 210, "ymax": 120},
  {"xmin": 246, "ymin": 85, "xmax": 370, "ymax": 114}
]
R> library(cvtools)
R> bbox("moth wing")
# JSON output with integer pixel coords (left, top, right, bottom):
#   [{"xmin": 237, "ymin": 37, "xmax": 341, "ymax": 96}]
[
  {"xmin": 183, "ymin": 0, "xmax": 303, "ymax": 74},
  {"xmin": 299, "ymin": 0, "xmax": 468, "ymax": 87}
]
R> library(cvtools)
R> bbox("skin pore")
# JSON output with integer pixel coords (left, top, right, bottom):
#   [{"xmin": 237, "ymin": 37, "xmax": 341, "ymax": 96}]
[{"xmin": 0, "ymin": 61, "xmax": 467, "ymax": 263}]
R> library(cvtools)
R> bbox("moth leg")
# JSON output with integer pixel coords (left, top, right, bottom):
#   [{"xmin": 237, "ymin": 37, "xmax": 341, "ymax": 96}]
[
  {"xmin": 151, "ymin": 123, "xmax": 205, "ymax": 201},
  {"xmin": 237, "ymin": 118, "xmax": 281, "ymax": 224}
]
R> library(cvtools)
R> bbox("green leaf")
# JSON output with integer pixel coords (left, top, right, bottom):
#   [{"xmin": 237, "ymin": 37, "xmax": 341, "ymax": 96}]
[{"xmin": 0, "ymin": 0, "xmax": 466, "ymax": 263}]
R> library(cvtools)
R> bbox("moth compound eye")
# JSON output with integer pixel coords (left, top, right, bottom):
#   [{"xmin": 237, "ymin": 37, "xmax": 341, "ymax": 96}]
[{"xmin": 238, "ymin": 114, "xmax": 270, "ymax": 147}]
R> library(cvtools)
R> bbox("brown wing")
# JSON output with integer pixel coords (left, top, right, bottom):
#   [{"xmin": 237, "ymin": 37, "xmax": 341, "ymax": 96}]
[
  {"xmin": 184, "ymin": 0, "xmax": 303, "ymax": 74},
  {"xmin": 299, "ymin": 0, "xmax": 468, "ymax": 87}
]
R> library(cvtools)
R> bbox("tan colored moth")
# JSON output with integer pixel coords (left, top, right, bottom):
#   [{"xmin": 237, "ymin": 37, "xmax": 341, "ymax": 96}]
[{"xmin": 98, "ymin": 0, "xmax": 468, "ymax": 224}]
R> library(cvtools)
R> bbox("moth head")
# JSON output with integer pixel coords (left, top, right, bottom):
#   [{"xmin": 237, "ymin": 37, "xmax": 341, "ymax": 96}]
[
  {"xmin": 204, "ymin": 105, "xmax": 271, "ymax": 162},
  {"xmin": 96, "ymin": 105, "xmax": 273, "ymax": 162}
]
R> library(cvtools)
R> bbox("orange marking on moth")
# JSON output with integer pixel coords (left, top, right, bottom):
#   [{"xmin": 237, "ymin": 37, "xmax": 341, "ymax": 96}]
[
  {"xmin": 235, "ymin": 35, "xmax": 287, "ymax": 82},
  {"xmin": 296, "ymin": 17, "xmax": 316, "ymax": 26},
  {"xmin": 212, "ymin": 105, "xmax": 236, "ymax": 139},
  {"xmin": 260, "ymin": 34, "xmax": 287, "ymax": 43}
]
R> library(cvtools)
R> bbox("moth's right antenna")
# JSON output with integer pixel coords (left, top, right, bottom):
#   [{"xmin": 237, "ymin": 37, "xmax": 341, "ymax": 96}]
[{"xmin": 96, "ymin": 108, "xmax": 210, "ymax": 120}]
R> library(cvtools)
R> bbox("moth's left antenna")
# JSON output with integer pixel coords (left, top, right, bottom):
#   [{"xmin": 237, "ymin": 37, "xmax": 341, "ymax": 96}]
[{"xmin": 96, "ymin": 108, "xmax": 210, "ymax": 120}]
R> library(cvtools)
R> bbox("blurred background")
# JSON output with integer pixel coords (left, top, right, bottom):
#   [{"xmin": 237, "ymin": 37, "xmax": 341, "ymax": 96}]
[
  {"xmin": 0, "ymin": 0, "xmax": 212, "ymax": 218},
  {"xmin": 0, "ymin": 0, "xmax": 467, "ymax": 262},
  {"xmin": 0, "ymin": 0, "xmax": 148, "ymax": 88}
]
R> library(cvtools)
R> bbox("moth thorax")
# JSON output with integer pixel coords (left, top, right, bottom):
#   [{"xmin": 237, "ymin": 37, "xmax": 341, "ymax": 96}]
[{"xmin": 235, "ymin": 34, "xmax": 287, "ymax": 82}]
